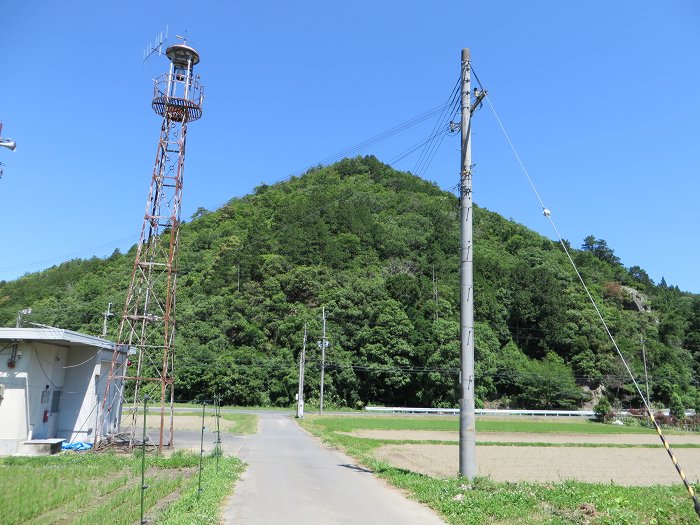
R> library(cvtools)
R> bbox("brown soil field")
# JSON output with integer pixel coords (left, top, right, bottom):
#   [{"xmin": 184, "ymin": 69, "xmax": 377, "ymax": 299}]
[
  {"xmin": 346, "ymin": 429, "xmax": 700, "ymax": 445},
  {"xmin": 374, "ymin": 443, "xmax": 700, "ymax": 485}
]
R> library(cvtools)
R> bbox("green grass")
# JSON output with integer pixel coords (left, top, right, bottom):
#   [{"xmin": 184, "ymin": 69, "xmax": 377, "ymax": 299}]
[
  {"xmin": 221, "ymin": 413, "xmax": 258, "ymax": 434},
  {"xmin": 310, "ymin": 415, "xmax": 670, "ymax": 434},
  {"xmin": 0, "ymin": 451, "xmax": 244, "ymax": 525},
  {"xmin": 172, "ymin": 402, "xmax": 360, "ymax": 412},
  {"xmin": 173, "ymin": 403, "xmax": 295, "ymax": 411},
  {"xmin": 299, "ymin": 416, "xmax": 700, "ymax": 524},
  {"xmin": 324, "ymin": 437, "xmax": 700, "ymax": 449},
  {"xmin": 155, "ymin": 454, "xmax": 245, "ymax": 524},
  {"xmin": 384, "ymin": 471, "xmax": 699, "ymax": 525}
]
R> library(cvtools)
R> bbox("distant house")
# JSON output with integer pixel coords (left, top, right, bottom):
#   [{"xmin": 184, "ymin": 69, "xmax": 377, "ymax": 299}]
[{"xmin": 0, "ymin": 327, "xmax": 125, "ymax": 455}]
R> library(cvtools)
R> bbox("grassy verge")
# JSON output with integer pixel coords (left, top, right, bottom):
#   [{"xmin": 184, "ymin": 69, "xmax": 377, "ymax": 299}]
[
  {"xmin": 221, "ymin": 413, "xmax": 258, "ymax": 434},
  {"xmin": 299, "ymin": 416, "xmax": 700, "ymax": 524},
  {"xmin": 171, "ymin": 402, "xmax": 359, "ymax": 412},
  {"xmin": 310, "ymin": 415, "xmax": 671, "ymax": 434},
  {"xmin": 155, "ymin": 454, "xmax": 245, "ymax": 524},
  {"xmin": 323, "ymin": 437, "xmax": 700, "ymax": 449},
  {"xmin": 173, "ymin": 403, "xmax": 295, "ymax": 411},
  {"xmin": 0, "ymin": 451, "xmax": 244, "ymax": 525}
]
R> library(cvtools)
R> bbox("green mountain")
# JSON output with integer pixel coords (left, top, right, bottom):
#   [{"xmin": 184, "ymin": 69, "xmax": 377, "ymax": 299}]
[{"xmin": 2, "ymin": 156, "xmax": 699, "ymax": 410}]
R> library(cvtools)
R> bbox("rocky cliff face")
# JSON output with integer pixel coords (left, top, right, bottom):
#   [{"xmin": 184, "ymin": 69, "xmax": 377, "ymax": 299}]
[{"xmin": 621, "ymin": 285, "xmax": 651, "ymax": 313}]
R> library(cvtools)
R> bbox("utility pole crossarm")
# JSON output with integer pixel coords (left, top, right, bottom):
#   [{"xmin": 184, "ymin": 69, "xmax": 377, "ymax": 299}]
[{"xmin": 470, "ymin": 89, "xmax": 487, "ymax": 115}]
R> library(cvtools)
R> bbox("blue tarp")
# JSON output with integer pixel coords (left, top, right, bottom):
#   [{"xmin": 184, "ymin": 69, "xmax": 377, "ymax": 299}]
[{"xmin": 62, "ymin": 441, "xmax": 93, "ymax": 450}]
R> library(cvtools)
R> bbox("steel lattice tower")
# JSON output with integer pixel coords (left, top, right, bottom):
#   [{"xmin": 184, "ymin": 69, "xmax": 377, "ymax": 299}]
[{"xmin": 98, "ymin": 41, "xmax": 204, "ymax": 451}]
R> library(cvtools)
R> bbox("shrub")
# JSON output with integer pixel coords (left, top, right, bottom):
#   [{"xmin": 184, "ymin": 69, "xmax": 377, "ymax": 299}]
[
  {"xmin": 669, "ymin": 392, "xmax": 685, "ymax": 420},
  {"xmin": 594, "ymin": 397, "xmax": 613, "ymax": 422}
]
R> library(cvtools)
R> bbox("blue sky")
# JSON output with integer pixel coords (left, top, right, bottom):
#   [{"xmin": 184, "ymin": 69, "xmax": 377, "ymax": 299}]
[{"xmin": 1, "ymin": 1, "xmax": 699, "ymax": 292}]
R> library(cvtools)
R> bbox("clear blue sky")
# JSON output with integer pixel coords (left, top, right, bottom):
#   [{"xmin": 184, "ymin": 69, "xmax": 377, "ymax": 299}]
[{"xmin": 1, "ymin": 1, "xmax": 699, "ymax": 292}]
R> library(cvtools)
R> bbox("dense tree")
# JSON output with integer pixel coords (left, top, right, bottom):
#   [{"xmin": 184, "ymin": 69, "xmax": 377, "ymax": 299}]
[
  {"xmin": 0, "ymin": 156, "xmax": 697, "ymax": 409},
  {"xmin": 581, "ymin": 235, "xmax": 621, "ymax": 266}
]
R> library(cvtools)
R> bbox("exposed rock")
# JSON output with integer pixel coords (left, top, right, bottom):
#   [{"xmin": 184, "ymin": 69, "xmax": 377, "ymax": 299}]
[
  {"xmin": 621, "ymin": 285, "xmax": 651, "ymax": 312},
  {"xmin": 582, "ymin": 384, "xmax": 606, "ymax": 410}
]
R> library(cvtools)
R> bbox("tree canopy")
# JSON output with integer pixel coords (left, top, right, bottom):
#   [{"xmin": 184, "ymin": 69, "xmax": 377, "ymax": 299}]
[{"xmin": 1, "ymin": 156, "xmax": 698, "ymax": 410}]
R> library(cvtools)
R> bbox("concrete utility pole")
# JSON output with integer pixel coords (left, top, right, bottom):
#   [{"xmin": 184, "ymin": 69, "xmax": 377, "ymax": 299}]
[
  {"xmin": 319, "ymin": 307, "xmax": 327, "ymax": 415},
  {"xmin": 459, "ymin": 48, "xmax": 476, "ymax": 480},
  {"xmin": 297, "ymin": 323, "xmax": 307, "ymax": 418},
  {"xmin": 641, "ymin": 332, "xmax": 651, "ymax": 404},
  {"xmin": 102, "ymin": 302, "xmax": 113, "ymax": 338}
]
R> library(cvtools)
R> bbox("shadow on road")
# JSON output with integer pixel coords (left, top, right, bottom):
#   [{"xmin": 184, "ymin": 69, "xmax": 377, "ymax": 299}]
[{"xmin": 339, "ymin": 463, "xmax": 374, "ymax": 473}]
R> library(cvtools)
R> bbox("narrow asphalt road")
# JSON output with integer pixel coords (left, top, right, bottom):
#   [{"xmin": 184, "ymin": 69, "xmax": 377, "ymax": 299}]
[{"xmin": 223, "ymin": 412, "xmax": 446, "ymax": 524}]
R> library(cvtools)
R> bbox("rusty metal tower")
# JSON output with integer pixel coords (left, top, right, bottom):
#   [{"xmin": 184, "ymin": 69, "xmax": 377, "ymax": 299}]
[{"xmin": 98, "ymin": 39, "xmax": 204, "ymax": 451}]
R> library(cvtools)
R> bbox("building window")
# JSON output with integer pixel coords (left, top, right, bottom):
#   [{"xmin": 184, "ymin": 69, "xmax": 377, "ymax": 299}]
[{"xmin": 50, "ymin": 390, "xmax": 62, "ymax": 413}]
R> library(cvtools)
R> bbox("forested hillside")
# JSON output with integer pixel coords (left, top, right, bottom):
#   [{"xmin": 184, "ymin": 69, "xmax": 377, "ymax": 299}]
[{"xmin": 1, "ymin": 156, "xmax": 699, "ymax": 410}]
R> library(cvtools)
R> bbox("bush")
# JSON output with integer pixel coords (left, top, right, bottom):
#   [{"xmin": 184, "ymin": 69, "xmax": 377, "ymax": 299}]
[
  {"xmin": 669, "ymin": 392, "xmax": 685, "ymax": 420},
  {"xmin": 594, "ymin": 397, "xmax": 613, "ymax": 422}
]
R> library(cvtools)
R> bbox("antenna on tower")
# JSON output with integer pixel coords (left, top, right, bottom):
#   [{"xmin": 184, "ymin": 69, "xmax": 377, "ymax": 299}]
[{"xmin": 143, "ymin": 25, "xmax": 168, "ymax": 61}]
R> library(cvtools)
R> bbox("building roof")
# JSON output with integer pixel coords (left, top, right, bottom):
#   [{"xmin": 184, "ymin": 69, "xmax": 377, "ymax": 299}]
[{"xmin": 0, "ymin": 327, "xmax": 114, "ymax": 350}]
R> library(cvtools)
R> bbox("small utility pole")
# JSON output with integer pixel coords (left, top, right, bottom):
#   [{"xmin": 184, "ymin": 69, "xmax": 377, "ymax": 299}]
[
  {"xmin": 198, "ymin": 400, "xmax": 206, "ymax": 499},
  {"xmin": 432, "ymin": 265, "xmax": 439, "ymax": 322},
  {"xmin": 297, "ymin": 324, "xmax": 307, "ymax": 418},
  {"xmin": 641, "ymin": 332, "xmax": 651, "ymax": 404},
  {"xmin": 102, "ymin": 302, "xmax": 113, "ymax": 338},
  {"xmin": 319, "ymin": 307, "xmax": 327, "ymax": 415},
  {"xmin": 214, "ymin": 395, "xmax": 221, "ymax": 471},
  {"xmin": 459, "ymin": 47, "xmax": 476, "ymax": 480}
]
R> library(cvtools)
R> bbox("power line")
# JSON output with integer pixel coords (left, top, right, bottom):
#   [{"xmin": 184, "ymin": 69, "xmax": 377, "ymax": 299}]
[
  {"xmin": 192, "ymin": 99, "xmax": 462, "ymax": 216},
  {"xmin": 287, "ymin": 103, "xmax": 453, "ymax": 180},
  {"xmin": 388, "ymin": 127, "xmax": 450, "ymax": 167},
  {"xmin": 414, "ymin": 77, "xmax": 461, "ymax": 178}
]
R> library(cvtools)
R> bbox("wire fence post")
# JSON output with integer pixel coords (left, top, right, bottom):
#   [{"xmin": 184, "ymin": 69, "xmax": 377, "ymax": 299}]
[
  {"xmin": 93, "ymin": 396, "xmax": 100, "ymax": 454},
  {"xmin": 214, "ymin": 395, "xmax": 221, "ymax": 471},
  {"xmin": 198, "ymin": 400, "xmax": 207, "ymax": 499},
  {"xmin": 140, "ymin": 395, "xmax": 149, "ymax": 525}
]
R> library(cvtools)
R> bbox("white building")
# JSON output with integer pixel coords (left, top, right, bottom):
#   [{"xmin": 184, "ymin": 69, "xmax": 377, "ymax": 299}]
[{"xmin": 0, "ymin": 327, "xmax": 125, "ymax": 455}]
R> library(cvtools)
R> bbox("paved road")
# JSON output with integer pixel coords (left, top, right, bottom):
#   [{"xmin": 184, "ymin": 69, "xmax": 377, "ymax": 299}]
[{"xmin": 223, "ymin": 412, "xmax": 446, "ymax": 524}]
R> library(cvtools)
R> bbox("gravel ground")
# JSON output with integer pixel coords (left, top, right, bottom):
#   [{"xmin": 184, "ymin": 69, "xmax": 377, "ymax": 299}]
[
  {"xmin": 374, "ymin": 443, "xmax": 700, "ymax": 485},
  {"xmin": 345, "ymin": 429, "xmax": 700, "ymax": 445}
]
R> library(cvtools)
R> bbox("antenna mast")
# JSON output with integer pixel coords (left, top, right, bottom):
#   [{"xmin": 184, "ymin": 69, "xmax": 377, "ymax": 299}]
[{"xmin": 99, "ymin": 37, "xmax": 204, "ymax": 451}]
